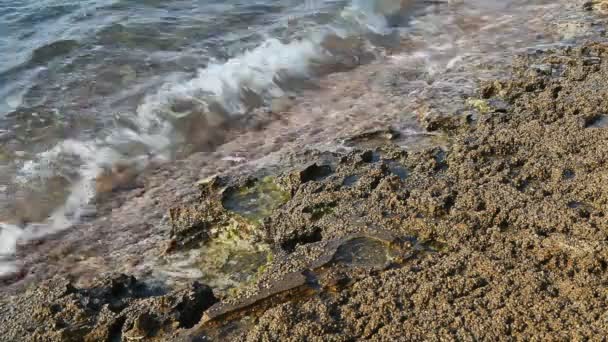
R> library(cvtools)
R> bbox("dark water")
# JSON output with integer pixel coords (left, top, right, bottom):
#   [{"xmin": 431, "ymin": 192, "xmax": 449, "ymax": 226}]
[{"xmin": 0, "ymin": 0, "xmax": 601, "ymax": 277}]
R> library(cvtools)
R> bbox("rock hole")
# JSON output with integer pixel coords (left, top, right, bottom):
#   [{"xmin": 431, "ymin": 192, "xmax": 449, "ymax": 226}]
[
  {"xmin": 108, "ymin": 316, "xmax": 126, "ymax": 342},
  {"xmin": 49, "ymin": 304, "xmax": 62, "ymax": 314},
  {"xmin": 176, "ymin": 282, "xmax": 217, "ymax": 329},
  {"xmin": 282, "ymin": 227, "xmax": 324, "ymax": 253},
  {"xmin": 299, "ymin": 164, "xmax": 333, "ymax": 183},
  {"xmin": 443, "ymin": 193, "xmax": 456, "ymax": 212},
  {"xmin": 585, "ymin": 114, "xmax": 608, "ymax": 128},
  {"xmin": 562, "ymin": 169, "xmax": 575, "ymax": 179},
  {"xmin": 567, "ymin": 201, "xmax": 583, "ymax": 209},
  {"xmin": 361, "ymin": 150, "xmax": 381, "ymax": 163},
  {"xmin": 433, "ymin": 149, "xmax": 448, "ymax": 171},
  {"xmin": 498, "ymin": 219, "xmax": 509, "ymax": 231},
  {"xmin": 515, "ymin": 179, "xmax": 529, "ymax": 192},
  {"xmin": 551, "ymin": 85, "xmax": 562, "ymax": 99}
]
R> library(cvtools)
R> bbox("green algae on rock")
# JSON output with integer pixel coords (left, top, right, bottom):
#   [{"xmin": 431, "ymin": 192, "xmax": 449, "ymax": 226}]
[
  {"xmin": 164, "ymin": 176, "xmax": 288, "ymax": 295},
  {"xmin": 466, "ymin": 98, "xmax": 492, "ymax": 113},
  {"xmin": 195, "ymin": 225, "xmax": 272, "ymax": 292},
  {"xmin": 221, "ymin": 176, "xmax": 290, "ymax": 223}
]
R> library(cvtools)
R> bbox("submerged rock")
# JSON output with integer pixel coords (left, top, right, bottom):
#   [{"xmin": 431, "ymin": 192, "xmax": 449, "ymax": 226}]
[{"xmin": 29, "ymin": 40, "xmax": 80, "ymax": 65}]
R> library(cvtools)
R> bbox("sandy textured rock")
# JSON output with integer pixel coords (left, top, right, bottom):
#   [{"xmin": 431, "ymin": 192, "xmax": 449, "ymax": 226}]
[{"xmin": 4, "ymin": 15, "xmax": 608, "ymax": 342}]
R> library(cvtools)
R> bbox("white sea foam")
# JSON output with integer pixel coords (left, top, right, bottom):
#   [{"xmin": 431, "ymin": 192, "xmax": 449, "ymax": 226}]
[
  {"xmin": 0, "ymin": 140, "xmax": 121, "ymax": 277},
  {"xmin": 0, "ymin": 224, "xmax": 21, "ymax": 257},
  {"xmin": 131, "ymin": 0, "xmax": 396, "ymax": 141},
  {"xmin": 0, "ymin": 224, "xmax": 21, "ymax": 276},
  {"xmin": 136, "ymin": 36, "xmax": 326, "ymax": 121}
]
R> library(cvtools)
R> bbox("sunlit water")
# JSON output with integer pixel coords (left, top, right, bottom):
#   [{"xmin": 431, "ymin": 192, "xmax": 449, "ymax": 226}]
[{"xmin": 0, "ymin": 0, "xmax": 602, "ymax": 279}]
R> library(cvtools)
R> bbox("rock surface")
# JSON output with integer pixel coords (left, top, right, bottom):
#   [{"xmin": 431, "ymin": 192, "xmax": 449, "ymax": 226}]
[{"xmin": 4, "ymin": 11, "xmax": 608, "ymax": 342}]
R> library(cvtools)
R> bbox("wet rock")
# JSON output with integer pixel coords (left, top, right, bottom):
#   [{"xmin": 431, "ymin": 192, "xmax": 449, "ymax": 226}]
[
  {"xmin": 344, "ymin": 127, "xmax": 401, "ymax": 148},
  {"xmin": 165, "ymin": 176, "xmax": 281, "ymax": 294},
  {"xmin": 123, "ymin": 312, "xmax": 159, "ymax": 339},
  {"xmin": 318, "ymin": 34, "xmax": 375, "ymax": 74},
  {"xmin": 30, "ymin": 40, "xmax": 80, "ymax": 65},
  {"xmin": 168, "ymin": 176, "xmax": 226, "ymax": 247},
  {"xmin": 174, "ymin": 282, "xmax": 218, "ymax": 329},
  {"xmin": 195, "ymin": 231, "xmax": 409, "ymax": 336},
  {"xmin": 168, "ymin": 204, "xmax": 215, "ymax": 248},
  {"xmin": 332, "ymin": 237, "xmax": 391, "ymax": 268},
  {"xmin": 530, "ymin": 63, "xmax": 553, "ymax": 75},
  {"xmin": 0, "ymin": 274, "xmax": 217, "ymax": 341},
  {"xmin": 95, "ymin": 161, "xmax": 140, "ymax": 194},
  {"xmin": 417, "ymin": 104, "xmax": 470, "ymax": 132},
  {"xmin": 221, "ymin": 176, "xmax": 290, "ymax": 222},
  {"xmin": 162, "ymin": 226, "xmax": 272, "ymax": 293},
  {"xmin": 199, "ymin": 272, "xmax": 309, "ymax": 328},
  {"xmin": 466, "ymin": 98, "xmax": 492, "ymax": 113},
  {"xmin": 584, "ymin": 0, "xmax": 608, "ymax": 14}
]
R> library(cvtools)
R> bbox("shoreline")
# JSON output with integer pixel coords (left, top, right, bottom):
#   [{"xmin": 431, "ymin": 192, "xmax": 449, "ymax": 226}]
[{"xmin": 3, "ymin": 1, "xmax": 608, "ymax": 340}]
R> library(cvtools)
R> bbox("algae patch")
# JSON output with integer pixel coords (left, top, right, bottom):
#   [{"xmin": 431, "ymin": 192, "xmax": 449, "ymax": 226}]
[
  {"xmin": 466, "ymin": 98, "xmax": 491, "ymax": 113},
  {"xmin": 158, "ymin": 224, "xmax": 272, "ymax": 294},
  {"xmin": 197, "ymin": 226, "xmax": 272, "ymax": 292},
  {"xmin": 222, "ymin": 177, "xmax": 290, "ymax": 223},
  {"xmin": 164, "ymin": 176, "xmax": 289, "ymax": 293}
]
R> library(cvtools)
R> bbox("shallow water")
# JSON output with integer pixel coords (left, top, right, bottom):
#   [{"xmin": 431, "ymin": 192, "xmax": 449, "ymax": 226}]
[{"xmin": 0, "ymin": 0, "xmax": 603, "ymax": 279}]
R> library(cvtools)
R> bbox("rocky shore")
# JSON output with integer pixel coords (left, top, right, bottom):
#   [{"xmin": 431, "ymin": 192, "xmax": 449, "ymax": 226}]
[{"xmin": 4, "ymin": 4, "xmax": 608, "ymax": 342}]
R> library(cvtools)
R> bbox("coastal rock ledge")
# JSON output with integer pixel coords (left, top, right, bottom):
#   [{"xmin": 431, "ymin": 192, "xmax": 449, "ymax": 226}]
[{"xmin": 3, "ymin": 41, "xmax": 608, "ymax": 341}]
